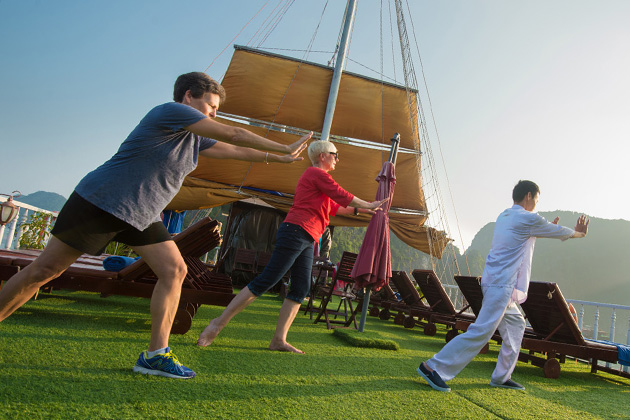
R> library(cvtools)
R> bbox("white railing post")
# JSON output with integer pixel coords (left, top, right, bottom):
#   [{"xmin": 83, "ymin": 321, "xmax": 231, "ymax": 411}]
[
  {"xmin": 42, "ymin": 213, "xmax": 55, "ymax": 247},
  {"xmin": 5, "ymin": 209, "xmax": 23, "ymax": 250},
  {"xmin": 593, "ymin": 307, "xmax": 600, "ymax": 340},
  {"xmin": 14, "ymin": 209, "xmax": 30, "ymax": 249},
  {"xmin": 568, "ymin": 298, "xmax": 630, "ymax": 374},
  {"xmin": 607, "ymin": 309, "xmax": 616, "ymax": 368}
]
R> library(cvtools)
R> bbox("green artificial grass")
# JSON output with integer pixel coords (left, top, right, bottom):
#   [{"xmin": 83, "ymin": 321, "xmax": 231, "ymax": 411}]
[
  {"xmin": 332, "ymin": 328, "xmax": 399, "ymax": 350},
  {"xmin": 1, "ymin": 289, "xmax": 629, "ymax": 419}
]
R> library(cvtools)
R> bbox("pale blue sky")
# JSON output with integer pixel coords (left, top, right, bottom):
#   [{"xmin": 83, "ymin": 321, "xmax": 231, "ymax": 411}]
[{"xmin": 1, "ymin": 0, "xmax": 629, "ymax": 250}]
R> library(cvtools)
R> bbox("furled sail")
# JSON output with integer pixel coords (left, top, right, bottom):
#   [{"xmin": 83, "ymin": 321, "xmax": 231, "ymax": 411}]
[{"xmin": 168, "ymin": 46, "xmax": 448, "ymax": 257}]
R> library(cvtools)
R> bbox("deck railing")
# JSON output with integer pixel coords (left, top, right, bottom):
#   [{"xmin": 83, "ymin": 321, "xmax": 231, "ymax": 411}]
[
  {"xmin": 567, "ymin": 299, "xmax": 630, "ymax": 372},
  {"xmin": 0, "ymin": 197, "xmax": 57, "ymax": 250}
]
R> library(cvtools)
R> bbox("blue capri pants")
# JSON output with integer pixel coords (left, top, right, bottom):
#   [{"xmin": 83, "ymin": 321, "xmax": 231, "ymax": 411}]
[{"xmin": 247, "ymin": 222, "xmax": 315, "ymax": 303}]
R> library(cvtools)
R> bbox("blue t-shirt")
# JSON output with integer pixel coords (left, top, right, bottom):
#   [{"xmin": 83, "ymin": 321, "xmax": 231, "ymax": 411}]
[{"xmin": 75, "ymin": 102, "xmax": 216, "ymax": 230}]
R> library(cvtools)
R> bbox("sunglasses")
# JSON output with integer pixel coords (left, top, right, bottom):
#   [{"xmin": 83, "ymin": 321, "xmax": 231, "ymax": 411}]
[{"xmin": 328, "ymin": 152, "xmax": 339, "ymax": 160}]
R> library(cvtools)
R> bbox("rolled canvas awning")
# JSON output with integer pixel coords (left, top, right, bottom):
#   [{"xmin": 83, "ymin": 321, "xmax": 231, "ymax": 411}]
[{"xmin": 168, "ymin": 46, "xmax": 447, "ymax": 257}]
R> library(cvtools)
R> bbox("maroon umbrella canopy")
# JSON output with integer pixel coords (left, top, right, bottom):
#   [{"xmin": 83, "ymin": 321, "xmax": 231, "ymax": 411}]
[{"xmin": 351, "ymin": 161, "xmax": 395, "ymax": 291}]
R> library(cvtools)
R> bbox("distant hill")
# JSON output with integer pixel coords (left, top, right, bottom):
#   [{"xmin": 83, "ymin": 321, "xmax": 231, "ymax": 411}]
[
  {"xmin": 465, "ymin": 211, "xmax": 630, "ymax": 305},
  {"xmin": 18, "ymin": 191, "xmax": 67, "ymax": 212}
]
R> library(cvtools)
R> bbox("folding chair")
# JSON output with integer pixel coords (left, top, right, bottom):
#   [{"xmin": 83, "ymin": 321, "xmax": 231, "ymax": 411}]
[
  {"xmin": 230, "ymin": 247, "xmax": 257, "ymax": 284},
  {"xmin": 313, "ymin": 251, "xmax": 360, "ymax": 329},
  {"xmin": 303, "ymin": 256, "xmax": 335, "ymax": 319},
  {"xmin": 255, "ymin": 251, "xmax": 273, "ymax": 274}
]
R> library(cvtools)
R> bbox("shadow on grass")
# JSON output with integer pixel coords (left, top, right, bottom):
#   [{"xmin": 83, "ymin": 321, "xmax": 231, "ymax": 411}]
[{"xmin": 5, "ymin": 307, "xmax": 152, "ymax": 334}]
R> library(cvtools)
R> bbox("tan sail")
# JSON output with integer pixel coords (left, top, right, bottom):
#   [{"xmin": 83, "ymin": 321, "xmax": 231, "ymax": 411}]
[{"xmin": 168, "ymin": 46, "xmax": 447, "ymax": 257}]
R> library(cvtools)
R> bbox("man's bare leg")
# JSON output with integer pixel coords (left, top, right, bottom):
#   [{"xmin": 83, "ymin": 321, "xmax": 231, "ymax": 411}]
[
  {"xmin": 269, "ymin": 298, "xmax": 304, "ymax": 354},
  {"xmin": 197, "ymin": 287, "xmax": 257, "ymax": 347},
  {"xmin": 132, "ymin": 241, "xmax": 187, "ymax": 352},
  {"xmin": 0, "ymin": 237, "xmax": 83, "ymax": 322}
]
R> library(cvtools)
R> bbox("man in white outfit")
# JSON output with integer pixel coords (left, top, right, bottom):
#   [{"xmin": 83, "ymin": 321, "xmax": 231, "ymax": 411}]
[{"xmin": 417, "ymin": 180, "xmax": 589, "ymax": 392}]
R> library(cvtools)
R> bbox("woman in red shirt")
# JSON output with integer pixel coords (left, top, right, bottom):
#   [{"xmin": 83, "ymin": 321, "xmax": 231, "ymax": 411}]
[{"xmin": 198, "ymin": 141, "xmax": 387, "ymax": 353}]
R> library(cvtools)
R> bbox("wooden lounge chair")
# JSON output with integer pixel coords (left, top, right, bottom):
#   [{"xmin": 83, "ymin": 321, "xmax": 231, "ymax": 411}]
[
  {"xmin": 313, "ymin": 251, "xmax": 360, "ymax": 329},
  {"xmin": 0, "ymin": 217, "xmax": 234, "ymax": 335},
  {"xmin": 366, "ymin": 282, "xmax": 401, "ymax": 319},
  {"xmin": 453, "ymin": 275, "xmax": 506, "ymax": 353},
  {"xmin": 519, "ymin": 281, "xmax": 629, "ymax": 379},
  {"xmin": 410, "ymin": 269, "xmax": 475, "ymax": 341},
  {"xmin": 379, "ymin": 271, "xmax": 431, "ymax": 328},
  {"xmin": 455, "ymin": 277, "xmax": 630, "ymax": 378}
]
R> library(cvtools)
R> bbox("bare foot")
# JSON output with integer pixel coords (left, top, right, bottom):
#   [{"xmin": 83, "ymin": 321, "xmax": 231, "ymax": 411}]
[
  {"xmin": 269, "ymin": 339, "xmax": 305, "ymax": 354},
  {"xmin": 197, "ymin": 319, "xmax": 222, "ymax": 347}
]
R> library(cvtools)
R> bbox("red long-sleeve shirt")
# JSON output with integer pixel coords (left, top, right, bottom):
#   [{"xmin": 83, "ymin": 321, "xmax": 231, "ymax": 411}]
[{"xmin": 283, "ymin": 167, "xmax": 354, "ymax": 241}]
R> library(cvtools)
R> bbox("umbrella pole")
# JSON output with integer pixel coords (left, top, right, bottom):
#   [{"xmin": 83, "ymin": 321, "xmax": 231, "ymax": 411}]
[{"xmin": 358, "ymin": 286, "xmax": 372, "ymax": 332}]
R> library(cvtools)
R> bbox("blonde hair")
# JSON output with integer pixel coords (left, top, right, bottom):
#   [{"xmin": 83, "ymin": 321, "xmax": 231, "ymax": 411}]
[{"xmin": 307, "ymin": 141, "xmax": 336, "ymax": 165}]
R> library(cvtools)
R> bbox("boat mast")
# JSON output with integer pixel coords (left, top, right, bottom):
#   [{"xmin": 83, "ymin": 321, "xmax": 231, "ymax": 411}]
[{"xmin": 320, "ymin": 0, "xmax": 357, "ymax": 141}]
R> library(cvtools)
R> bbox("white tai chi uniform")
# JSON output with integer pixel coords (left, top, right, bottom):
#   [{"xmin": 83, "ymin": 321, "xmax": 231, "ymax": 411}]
[{"xmin": 426, "ymin": 205, "xmax": 574, "ymax": 384}]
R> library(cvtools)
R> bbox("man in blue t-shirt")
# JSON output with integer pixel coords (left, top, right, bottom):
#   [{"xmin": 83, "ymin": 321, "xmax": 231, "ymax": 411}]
[{"xmin": 0, "ymin": 72, "xmax": 311, "ymax": 379}]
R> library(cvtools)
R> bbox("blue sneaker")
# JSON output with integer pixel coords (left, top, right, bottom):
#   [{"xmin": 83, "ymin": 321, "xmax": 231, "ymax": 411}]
[
  {"xmin": 133, "ymin": 347, "xmax": 196, "ymax": 379},
  {"xmin": 417, "ymin": 362, "xmax": 450, "ymax": 392}
]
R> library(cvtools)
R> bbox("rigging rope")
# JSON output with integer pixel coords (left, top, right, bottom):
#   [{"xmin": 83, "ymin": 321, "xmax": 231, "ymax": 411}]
[
  {"xmin": 203, "ymin": 0, "xmax": 271, "ymax": 74},
  {"xmin": 392, "ymin": 0, "xmax": 464, "ymax": 296},
  {"xmin": 256, "ymin": 0, "xmax": 296, "ymax": 47},
  {"xmin": 403, "ymin": 0, "xmax": 471, "ymax": 275},
  {"xmin": 236, "ymin": 0, "xmax": 330, "ymax": 192},
  {"xmin": 247, "ymin": 0, "xmax": 285, "ymax": 46},
  {"xmin": 387, "ymin": 0, "xmax": 398, "ymax": 83}
]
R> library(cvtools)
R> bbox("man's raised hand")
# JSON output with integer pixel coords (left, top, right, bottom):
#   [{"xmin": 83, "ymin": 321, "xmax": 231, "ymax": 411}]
[{"xmin": 574, "ymin": 214, "xmax": 590, "ymax": 235}]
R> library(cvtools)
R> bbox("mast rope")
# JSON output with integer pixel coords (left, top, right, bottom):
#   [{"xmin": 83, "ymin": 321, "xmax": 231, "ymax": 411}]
[
  {"xmin": 235, "ymin": 0, "xmax": 330, "ymax": 192},
  {"xmin": 379, "ymin": 0, "xmax": 386, "ymax": 150},
  {"xmin": 256, "ymin": 0, "xmax": 296, "ymax": 47},
  {"xmin": 247, "ymin": 0, "xmax": 286, "ymax": 46},
  {"xmin": 403, "ymin": 0, "xmax": 471, "ymax": 275},
  {"xmin": 393, "ymin": 0, "xmax": 463, "ymax": 298},
  {"xmin": 203, "ymin": 0, "xmax": 272, "ymax": 74}
]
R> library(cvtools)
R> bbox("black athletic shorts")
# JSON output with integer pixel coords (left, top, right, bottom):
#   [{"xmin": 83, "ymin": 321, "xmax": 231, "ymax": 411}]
[{"xmin": 51, "ymin": 191, "xmax": 172, "ymax": 256}]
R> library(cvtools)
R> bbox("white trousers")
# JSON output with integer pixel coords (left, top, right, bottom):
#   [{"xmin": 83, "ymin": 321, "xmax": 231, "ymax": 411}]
[{"xmin": 426, "ymin": 285, "xmax": 526, "ymax": 384}]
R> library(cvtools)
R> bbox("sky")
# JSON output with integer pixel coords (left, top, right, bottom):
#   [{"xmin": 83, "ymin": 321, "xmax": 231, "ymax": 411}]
[{"xmin": 1, "ymin": 0, "xmax": 629, "ymax": 251}]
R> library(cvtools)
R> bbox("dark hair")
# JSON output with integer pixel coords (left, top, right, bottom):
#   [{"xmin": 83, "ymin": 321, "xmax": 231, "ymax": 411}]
[
  {"xmin": 173, "ymin": 72, "xmax": 226, "ymax": 104},
  {"xmin": 512, "ymin": 180, "xmax": 540, "ymax": 202}
]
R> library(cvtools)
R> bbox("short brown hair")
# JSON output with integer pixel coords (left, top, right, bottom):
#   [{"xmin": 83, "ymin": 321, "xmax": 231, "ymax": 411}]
[
  {"xmin": 512, "ymin": 180, "xmax": 540, "ymax": 202},
  {"xmin": 173, "ymin": 72, "xmax": 226, "ymax": 104}
]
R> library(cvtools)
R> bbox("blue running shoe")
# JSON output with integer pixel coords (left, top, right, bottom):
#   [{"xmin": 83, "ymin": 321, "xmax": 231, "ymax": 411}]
[{"xmin": 133, "ymin": 347, "xmax": 196, "ymax": 379}]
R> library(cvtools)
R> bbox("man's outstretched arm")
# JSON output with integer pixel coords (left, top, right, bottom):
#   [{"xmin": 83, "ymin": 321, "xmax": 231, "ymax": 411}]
[
  {"xmin": 199, "ymin": 140, "xmax": 308, "ymax": 164},
  {"xmin": 550, "ymin": 214, "xmax": 589, "ymax": 238},
  {"xmin": 187, "ymin": 118, "xmax": 311, "ymax": 155}
]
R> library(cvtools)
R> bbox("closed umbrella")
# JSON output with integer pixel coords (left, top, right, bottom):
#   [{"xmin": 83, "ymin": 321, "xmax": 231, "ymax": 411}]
[{"xmin": 351, "ymin": 135, "xmax": 398, "ymax": 332}]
